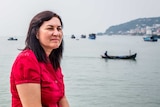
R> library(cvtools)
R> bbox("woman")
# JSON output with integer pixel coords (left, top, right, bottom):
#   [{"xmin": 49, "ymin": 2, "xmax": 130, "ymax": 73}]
[{"xmin": 10, "ymin": 10, "xmax": 70, "ymax": 107}]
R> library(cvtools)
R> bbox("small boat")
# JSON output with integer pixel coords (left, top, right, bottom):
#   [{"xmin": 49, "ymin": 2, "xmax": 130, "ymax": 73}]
[
  {"xmin": 101, "ymin": 51, "xmax": 137, "ymax": 60},
  {"xmin": 81, "ymin": 34, "xmax": 86, "ymax": 38},
  {"xmin": 143, "ymin": 36, "xmax": 158, "ymax": 42},
  {"xmin": 8, "ymin": 37, "xmax": 18, "ymax": 41},
  {"xmin": 71, "ymin": 34, "xmax": 76, "ymax": 39},
  {"xmin": 88, "ymin": 33, "xmax": 96, "ymax": 39}
]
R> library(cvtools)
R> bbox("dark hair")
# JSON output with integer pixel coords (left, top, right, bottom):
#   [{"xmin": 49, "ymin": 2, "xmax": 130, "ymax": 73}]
[{"xmin": 24, "ymin": 10, "xmax": 64, "ymax": 70}]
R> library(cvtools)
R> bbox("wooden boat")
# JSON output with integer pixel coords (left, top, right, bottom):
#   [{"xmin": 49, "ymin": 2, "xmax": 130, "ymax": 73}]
[{"xmin": 101, "ymin": 51, "xmax": 137, "ymax": 59}]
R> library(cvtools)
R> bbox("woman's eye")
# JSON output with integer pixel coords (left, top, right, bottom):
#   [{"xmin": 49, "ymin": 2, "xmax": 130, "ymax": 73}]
[
  {"xmin": 47, "ymin": 27, "xmax": 53, "ymax": 30},
  {"xmin": 57, "ymin": 27, "xmax": 62, "ymax": 31}
]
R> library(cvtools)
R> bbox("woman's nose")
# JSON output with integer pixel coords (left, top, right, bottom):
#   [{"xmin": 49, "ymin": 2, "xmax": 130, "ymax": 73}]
[{"xmin": 52, "ymin": 29, "xmax": 59, "ymax": 36}]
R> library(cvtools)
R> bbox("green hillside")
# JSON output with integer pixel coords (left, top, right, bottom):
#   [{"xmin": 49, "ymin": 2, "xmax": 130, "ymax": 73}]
[{"xmin": 105, "ymin": 17, "xmax": 160, "ymax": 35}]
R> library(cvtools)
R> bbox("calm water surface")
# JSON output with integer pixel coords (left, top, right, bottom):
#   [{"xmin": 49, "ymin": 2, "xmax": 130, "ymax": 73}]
[{"xmin": 0, "ymin": 35, "xmax": 160, "ymax": 107}]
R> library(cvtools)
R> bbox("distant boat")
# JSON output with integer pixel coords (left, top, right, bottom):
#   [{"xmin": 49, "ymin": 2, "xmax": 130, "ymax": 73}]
[
  {"xmin": 143, "ymin": 36, "xmax": 158, "ymax": 42},
  {"xmin": 81, "ymin": 34, "xmax": 86, "ymax": 38},
  {"xmin": 8, "ymin": 37, "xmax": 18, "ymax": 41},
  {"xmin": 71, "ymin": 34, "xmax": 76, "ymax": 39},
  {"xmin": 101, "ymin": 51, "xmax": 137, "ymax": 60},
  {"xmin": 88, "ymin": 33, "xmax": 96, "ymax": 39}
]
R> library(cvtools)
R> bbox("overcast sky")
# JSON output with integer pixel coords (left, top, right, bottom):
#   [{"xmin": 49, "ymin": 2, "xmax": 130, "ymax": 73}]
[{"xmin": 0, "ymin": 0, "xmax": 160, "ymax": 36}]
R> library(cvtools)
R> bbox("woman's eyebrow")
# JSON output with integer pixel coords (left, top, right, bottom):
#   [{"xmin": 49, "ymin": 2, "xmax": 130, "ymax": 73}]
[
  {"xmin": 47, "ymin": 25, "xmax": 54, "ymax": 27},
  {"xmin": 47, "ymin": 25, "xmax": 62, "ymax": 27}
]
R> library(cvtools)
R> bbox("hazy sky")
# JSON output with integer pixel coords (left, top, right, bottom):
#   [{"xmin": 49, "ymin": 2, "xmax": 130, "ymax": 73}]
[{"xmin": 0, "ymin": 0, "xmax": 160, "ymax": 36}]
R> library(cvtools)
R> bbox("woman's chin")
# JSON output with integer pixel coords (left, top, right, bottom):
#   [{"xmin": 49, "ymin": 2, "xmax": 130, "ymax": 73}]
[{"xmin": 51, "ymin": 45, "xmax": 60, "ymax": 49}]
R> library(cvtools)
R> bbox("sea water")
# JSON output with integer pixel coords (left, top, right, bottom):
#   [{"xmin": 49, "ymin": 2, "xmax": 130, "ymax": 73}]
[{"xmin": 0, "ymin": 35, "xmax": 160, "ymax": 107}]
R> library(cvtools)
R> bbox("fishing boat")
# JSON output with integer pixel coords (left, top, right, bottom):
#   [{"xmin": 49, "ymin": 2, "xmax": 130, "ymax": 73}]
[
  {"xmin": 81, "ymin": 34, "xmax": 86, "ymax": 38},
  {"xmin": 8, "ymin": 37, "xmax": 18, "ymax": 41},
  {"xmin": 101, "ymin": 51, "xmax": 137, "ymax": 60},
  {"xmin": 88, "ymin": 33, "xmax": 96, "ymax": 39},
  {"xmin": 71, "ymin": 34, "xmax": 76, "ymax": 39},
  {"xmin": 143, "ymin": 36, "xmax": 158, "ymax": 42}
]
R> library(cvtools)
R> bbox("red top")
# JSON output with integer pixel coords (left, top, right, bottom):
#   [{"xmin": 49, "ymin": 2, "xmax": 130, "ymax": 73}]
[{"xmin": 10, "ymin": 49, "xmax": 65, "ymax": 107}]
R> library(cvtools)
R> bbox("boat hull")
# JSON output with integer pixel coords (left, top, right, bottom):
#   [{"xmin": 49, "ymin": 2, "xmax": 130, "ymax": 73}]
[
  {"xmin": 101, "ymin": 53, "xmax": 137, "ymax": 60},
  {"xmin": 143, "ymin": 36, "xmax": 158, "ymax": 42}
]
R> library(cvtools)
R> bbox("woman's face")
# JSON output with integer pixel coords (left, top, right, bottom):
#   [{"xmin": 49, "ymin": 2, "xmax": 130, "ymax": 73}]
[{"xmin": 37, "ymin": 17, "xmax": 63, "ymax": 55}]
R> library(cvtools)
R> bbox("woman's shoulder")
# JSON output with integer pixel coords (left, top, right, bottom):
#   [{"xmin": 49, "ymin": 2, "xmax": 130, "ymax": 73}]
[
  {"xmin": 16, "ymin": 49, "xmax": 37, "ymax": 62},
  {"xmin": 19, "ymin": 49, "xmax": 34, "ymax": 56}
]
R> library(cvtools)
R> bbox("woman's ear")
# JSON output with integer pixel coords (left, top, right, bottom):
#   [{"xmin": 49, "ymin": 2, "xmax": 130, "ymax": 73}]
[{"xmin": 36, "ymin": 33, "xmax": 39, "ymax": 39}]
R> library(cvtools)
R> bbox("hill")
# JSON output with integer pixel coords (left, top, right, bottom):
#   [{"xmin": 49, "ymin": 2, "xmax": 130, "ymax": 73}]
[{"xmin": 105, "ymin": 16, "xmax": 160, "ymax": 35}]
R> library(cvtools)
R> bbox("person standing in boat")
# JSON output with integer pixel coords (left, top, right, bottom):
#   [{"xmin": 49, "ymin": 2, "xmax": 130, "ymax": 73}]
[
  {"xmin": 10, "ymin": 10, "xmax": 70, "ymax": 107},
  {"xmin": 104, "ymin": 51, "xmax": 108, "ymax": 56}
]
